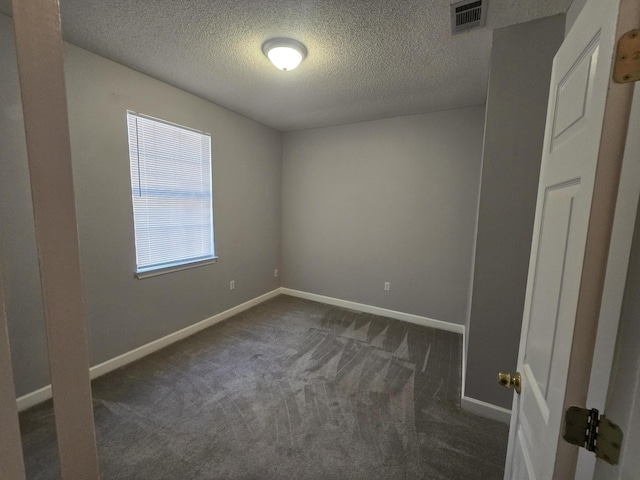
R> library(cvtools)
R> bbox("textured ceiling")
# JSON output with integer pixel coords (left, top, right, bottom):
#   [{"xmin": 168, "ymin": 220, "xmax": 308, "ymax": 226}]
[{"xmin": 0, "ymin": 0, "xmax": 572, "ymax": 131}]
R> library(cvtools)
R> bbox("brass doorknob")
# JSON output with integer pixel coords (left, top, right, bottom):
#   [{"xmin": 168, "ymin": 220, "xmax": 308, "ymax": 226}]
[{"xmin": 498, "ymin": 371, "xmax": 522, "ymax": 394}]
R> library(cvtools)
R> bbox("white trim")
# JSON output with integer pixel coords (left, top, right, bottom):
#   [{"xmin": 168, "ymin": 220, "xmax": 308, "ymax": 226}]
[
  {"xmin": 135, "ymin": 257, "xmax": 218, "ymax": 279},
  {"xmin": 280, "ymin": 288, "xmax": 465, "ymax": 334},
  {"xmin": 462, "ymin": 102, "xmax": 488, "ymax": 401},
  {"xmin": 461, "ymin": 333, "xmax": 467, "ymax": 399},
  {"xmin": 17, "ymin": 288, "xmax": 280, "ymax": 412},
  {"xmin": 461, "ymin": 395, "xmax": 512, "ymax": 424},
  {"xmin": 15, "ymin": 385, "xmax": 52, "ymax": 412}
]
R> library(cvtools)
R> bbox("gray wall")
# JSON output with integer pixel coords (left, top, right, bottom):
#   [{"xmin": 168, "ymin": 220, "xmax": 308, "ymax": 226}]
[
  {"xmin": 0, "ymin": 15, "xmax": 50, "ymax": 395},
  {"xmin": 464, "ymin": 15, "xmax": 565, "ymax": 409},
  {"xmin": 0, "ymin": 14, "xmax": 282, "ymax": 396},
  {"xmin": 281, "ymin": 107, "xmax": 485, "ymax": 325},
  {"xmin": 566, "ymin": 0, "xmax": 588, "ymax": 33}
]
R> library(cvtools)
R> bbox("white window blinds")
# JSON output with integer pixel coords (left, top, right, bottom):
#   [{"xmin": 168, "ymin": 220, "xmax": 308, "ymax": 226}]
[{"xmin": 127, "ymin": 112, "xmax": 214, "ymax": 274}]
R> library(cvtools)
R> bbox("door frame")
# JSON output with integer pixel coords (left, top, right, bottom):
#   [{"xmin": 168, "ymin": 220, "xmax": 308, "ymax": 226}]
[
  {"xmin": 503, "ymin": 0, "xmax": 639, "ymax": 478},
  {"xmin": 555, "ymin": 2, "xmax": 638, "ymax": 477},
  {"xmin": 577, "ymin": 75, "xmax": 640, "ymax": 480},
  {"xmin": 561, "ymin": 1, "xmax": 640, "ymax": 477}
]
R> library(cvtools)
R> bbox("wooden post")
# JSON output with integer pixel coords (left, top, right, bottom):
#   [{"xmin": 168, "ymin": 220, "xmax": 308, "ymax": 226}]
[
  {"xmin": 0, "ymin": 262, "xmax": 26, "ymax": 480},
  {"xmin": 10, "ymin": 0, "xmax": 100, "ymax": 478}
]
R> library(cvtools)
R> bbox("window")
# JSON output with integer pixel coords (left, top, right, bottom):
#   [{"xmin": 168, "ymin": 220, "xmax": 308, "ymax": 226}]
[{"xmin": 127, "ymin": 112, "xmax": 215, "ymax": 277}]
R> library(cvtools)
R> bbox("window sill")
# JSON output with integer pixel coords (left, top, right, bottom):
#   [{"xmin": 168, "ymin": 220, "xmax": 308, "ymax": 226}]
[{"xmin": 135, "ymin": 257, "xmax": 218, "ymax": 279}]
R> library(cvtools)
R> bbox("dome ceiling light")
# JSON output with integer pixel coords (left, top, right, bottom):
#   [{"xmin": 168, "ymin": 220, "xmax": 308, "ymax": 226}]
[{"xmin": 262, "ymin": 38, "xmax": 307, "ymax": 71}]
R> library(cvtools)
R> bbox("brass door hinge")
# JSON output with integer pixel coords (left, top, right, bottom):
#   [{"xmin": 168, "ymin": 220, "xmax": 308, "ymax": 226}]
[
  {"xmin": 613, "ymin": 29, "xmax": 640, "ymax": 83},
  {"xmin": 563, "ymin": 406, "xmax": 623, "ymax": 465}
]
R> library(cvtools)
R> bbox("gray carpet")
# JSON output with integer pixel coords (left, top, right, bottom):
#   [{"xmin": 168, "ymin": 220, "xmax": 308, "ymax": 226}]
[{"xmin": 20, "ymin": 295, "xmax": 508, "ymax": 479}]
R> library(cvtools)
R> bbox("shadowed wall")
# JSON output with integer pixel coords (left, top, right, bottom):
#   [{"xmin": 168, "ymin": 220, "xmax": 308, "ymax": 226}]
[{"xmin": 464, "ymin": 15, "xmax": 565, "ymax": 409}]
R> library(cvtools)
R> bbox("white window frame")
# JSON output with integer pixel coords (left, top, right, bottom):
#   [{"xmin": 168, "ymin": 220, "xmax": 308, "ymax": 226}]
[{"xmin": 127, "ymin": 111, "xmax": 216, "ymax": 278}]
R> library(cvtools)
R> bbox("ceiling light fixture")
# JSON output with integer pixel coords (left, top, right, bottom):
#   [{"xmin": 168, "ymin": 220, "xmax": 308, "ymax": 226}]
[{"xmin": 262, "ymin": 38, "xmax": 307, "ymax": 71}]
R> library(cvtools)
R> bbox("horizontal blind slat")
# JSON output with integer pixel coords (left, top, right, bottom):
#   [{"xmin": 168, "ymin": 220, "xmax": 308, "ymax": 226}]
[{"xmin": 127, "ymin": 112, "xmax": 214, "ymax": 272}]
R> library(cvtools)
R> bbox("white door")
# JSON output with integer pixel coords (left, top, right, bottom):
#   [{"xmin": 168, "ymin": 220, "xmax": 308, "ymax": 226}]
[{"xmin": 503, "ymin": 0, "xmax": 631, "ymax": 478}]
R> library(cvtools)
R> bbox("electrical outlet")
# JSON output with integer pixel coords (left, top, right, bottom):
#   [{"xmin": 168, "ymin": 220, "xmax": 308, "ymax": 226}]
[
  {"xmin": 230, "ymin": 280, "xmax": 235, "ymax": 290},
  {"xmin": 274, "ymin": 268, "xmax": 279, "ymax": 278},
  {"xmin": 384, "ymin": 282, "xmax": 390, "ymax": 291}
]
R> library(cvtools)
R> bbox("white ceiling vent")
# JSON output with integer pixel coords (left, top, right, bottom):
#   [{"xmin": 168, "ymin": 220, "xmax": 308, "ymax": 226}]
[{"xmin": 451, "ymin": 0, "xmax": 487, "ymax": 35}]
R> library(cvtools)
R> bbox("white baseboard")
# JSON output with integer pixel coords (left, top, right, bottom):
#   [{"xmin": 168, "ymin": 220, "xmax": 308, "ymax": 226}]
[
  {"xmin": 280, "ymin": 288, "xmax": 465, "ymax": 335},
  {"xmin": 16, "ymin": 288, "xmax": 281, "ymax": 412},
  {"xmin": 461, "ymin": 395, "xmax": 511, "ymax": 424},
  {"xmin": 16, "ymin": 385, "xmax": 53, "ymax": 412}
]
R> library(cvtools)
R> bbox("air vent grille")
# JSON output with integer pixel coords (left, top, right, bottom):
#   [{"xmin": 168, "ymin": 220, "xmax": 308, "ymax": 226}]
[{"xmin": 451, "ymin": 0, "xmax": 487, "ymax": 35}]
